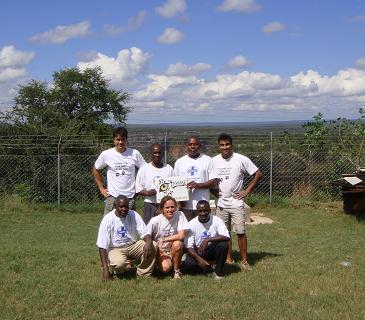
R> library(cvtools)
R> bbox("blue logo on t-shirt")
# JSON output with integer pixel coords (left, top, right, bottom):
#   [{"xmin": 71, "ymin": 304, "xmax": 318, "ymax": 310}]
[
  {"xmin": 117, "ymin": 226, "xmax": 127, "ymax": 237},
  {"xmin": 201, "ymin": 231, "xmax": 211, "ymax": 239},
  {"xmin": 187, "ymin": 166, "xmax": 198, "ymax": 176}
]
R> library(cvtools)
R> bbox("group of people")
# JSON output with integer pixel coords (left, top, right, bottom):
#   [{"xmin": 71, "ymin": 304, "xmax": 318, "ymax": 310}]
[{"xmin": 94, "ymin": 127, "xmax": 263, "ymax": 281}]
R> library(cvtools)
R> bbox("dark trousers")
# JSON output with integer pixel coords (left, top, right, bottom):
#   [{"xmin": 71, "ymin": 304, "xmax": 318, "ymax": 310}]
[{"xmin": 183, "ymin": 241, "xmax": 228, "ymax": 276}]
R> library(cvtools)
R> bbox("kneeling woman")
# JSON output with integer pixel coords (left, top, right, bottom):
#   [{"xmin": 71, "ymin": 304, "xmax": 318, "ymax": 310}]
[{"xmin": 145, "ymin": 196, "xmax": 189, "ymax": 279}]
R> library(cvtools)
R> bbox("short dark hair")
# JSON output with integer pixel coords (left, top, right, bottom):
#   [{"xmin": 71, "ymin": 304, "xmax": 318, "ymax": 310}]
[
  {"xmin": 150, "ymin": 143, "xmax": 162, "ymax": 152},
  {"xmin": 186, "ymin": 135, "xmax": 200, "ymax": 145},
  {"xmin": 218, "ymin": 133, "xmax": 232, "ymax": 144},
  {"xmin": 196, "ymin": 199, "xmax": 210, "ymax": 208},
  {"xmin": 115, "ymin": 195, "xmax": 129, "ymax": 204},
  {"xmin": 113, "ymin": 127, "xmax": 128, "ymax": 139}
]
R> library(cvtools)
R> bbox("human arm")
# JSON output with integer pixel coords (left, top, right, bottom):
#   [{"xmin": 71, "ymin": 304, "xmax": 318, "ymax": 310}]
[
  {"xmin": 98, "ymin": 248, "xmax": 112, "ymax": 281},
  {"xmin": 187, "ymin": 247, "xmax": 210, "ymax": 269},
  {"xmin": 197, "ymin": 235, "xmax": 230, "ymax": 255},
  {"xmin": 92, "ymin": 166, "xmax": 109, "ymax": 198},
  {"xmin": 187, "ymin": 178, "xmax": 219, "ymax": 190},
  {"xmin": 142, "ymin": 234, "xmax": 154, "ymax": 258},
  {"xmin": 233, "ymin": 169, "xmax": 263, "ymax": 199}
]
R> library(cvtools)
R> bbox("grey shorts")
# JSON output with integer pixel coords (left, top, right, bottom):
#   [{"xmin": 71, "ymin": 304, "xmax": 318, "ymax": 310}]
[
  {"xmin": 215, "ymin": 207, "xmax": 247, "ymax": 234},
  {"xmin": 104, "ymin": 196, "xmax": 136, "ymax": 215}
]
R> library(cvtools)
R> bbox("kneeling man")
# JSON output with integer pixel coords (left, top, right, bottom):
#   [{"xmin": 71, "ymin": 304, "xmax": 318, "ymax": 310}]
[
  {"xmin": 184, "ymin": 200, "xmax": 230, "ymax": 279},
  {"xmin": 97, "ymin": 195, "xmax": 157, "ymax": 281}
]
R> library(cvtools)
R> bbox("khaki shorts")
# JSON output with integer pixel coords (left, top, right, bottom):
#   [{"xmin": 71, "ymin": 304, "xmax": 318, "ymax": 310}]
[{"xmin": 215, "ymin": 207, "xmax": 247, "ymax": 235}]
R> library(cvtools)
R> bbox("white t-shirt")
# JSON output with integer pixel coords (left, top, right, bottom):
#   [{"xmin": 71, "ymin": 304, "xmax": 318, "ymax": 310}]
[
  {"xmin": 94, "ymin": 147, "xmax": 146, "ymax": 198},
  {"xmin": 173, "ymin": 154, "xmax": 218, "ymax": 210},
  {"xmin": 145, "ymin": 211, "xmax": 189, "ymax": 251},
  {"xmin": 96, "ymin": 209, "xmax": 146, "ymax": 250},
  {"xmin": 135, "ymin": 162, "xmax": 173, "ymax": 203},
  {"xmin": 212, "ymin": 152, "xmax": 259, "ymax": 208},
  {"xmin": 187, "ymin": 215, "xmax": 230, "ymax": 248}
]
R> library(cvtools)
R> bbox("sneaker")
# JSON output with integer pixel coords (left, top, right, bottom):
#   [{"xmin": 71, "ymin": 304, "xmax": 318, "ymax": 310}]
[
  {"xmin": 240, "ymin": 260, "xmax": 253, "ymax": 271},
  {"xmin": 173, "ymin": 269, "xmax": 182, "ymax": 279},
  {"xmin": 212, "ymin": 272, "xmax": 223, "ymax": 280}
]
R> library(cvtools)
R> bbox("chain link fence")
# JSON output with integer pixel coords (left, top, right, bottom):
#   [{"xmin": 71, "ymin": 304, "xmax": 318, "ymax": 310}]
[{"xmin": 0, "ymin": 131, "xmax": 358, "ymax": 207}]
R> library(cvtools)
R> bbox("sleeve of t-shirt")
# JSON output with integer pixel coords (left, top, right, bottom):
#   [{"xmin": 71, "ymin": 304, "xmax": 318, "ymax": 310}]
[
  {"xmin": 135, "ymin": 165, "xmax": 146, "ymax": 193},
  {"xmin": 207, "ymin": 157, "xmax": 219, "ymax": 179},
  {"xmin": 173, "ymin": 159, "xmax": 181, "ymax": 176},
  {"xmin": 136, "ymin": 150, "xmax": 147, "ymax": 169},
  {"xmin": 186, "ymin": 221, "xmax": 195, "ymax": 248},
  {"xmin": 145, "ymin": 217, "xmax": 154, "ymax": 236},
  {"xmin": 241, "ymin": 156, "xmax": 259, "ymax": 176},
  {"xmin": 177, "ymin": 212, "xmax": 189, "ymax": 231},
  {"xmin": 215, "ymin": 216, "xmax": 230, "ymax": 239},
  {"xmin": 96, "ymin": 216, "xmax": 110, "ymax": 249},
  {"xmin": 135, "ymin": 212, "xmax": 147, "ymax": 238},
  {"xmin": 94, "ymin": 151, "xmax": 106, "ymax": 170}
]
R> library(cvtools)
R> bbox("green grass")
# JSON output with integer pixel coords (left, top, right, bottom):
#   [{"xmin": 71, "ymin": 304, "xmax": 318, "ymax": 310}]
[{"xmin": 0, "ymin": 197, "xmax": 364, "ymax": 320}]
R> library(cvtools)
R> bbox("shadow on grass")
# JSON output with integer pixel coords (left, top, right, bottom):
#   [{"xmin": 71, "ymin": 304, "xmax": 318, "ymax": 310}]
[{"xmin": 232, "ymin": 251, "xmax": 282, "ymax": 267}]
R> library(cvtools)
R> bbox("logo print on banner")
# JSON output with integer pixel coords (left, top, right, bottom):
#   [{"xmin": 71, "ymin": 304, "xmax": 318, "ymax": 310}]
[
  {"xmin": 201, "ymin": 231, "xmax": 211, "ymax": 239},
  {"xmin": 117, "ymin": 226, "xmax": 127, "ymax": 237},
  {"xmin": 187, "ymin": 166, "xmax": 198, "ymax": 176}
]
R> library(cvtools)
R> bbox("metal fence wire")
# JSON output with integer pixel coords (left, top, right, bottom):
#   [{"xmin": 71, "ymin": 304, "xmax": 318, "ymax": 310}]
[{"xmin": 0, "ymin": 132, "xmax": 359, "ymax": 207}]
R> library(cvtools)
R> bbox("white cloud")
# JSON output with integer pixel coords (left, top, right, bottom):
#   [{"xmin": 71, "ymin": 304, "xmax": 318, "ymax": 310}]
[
  {"xmin": 0, "ymin": 46, "xmax": 35, "ymax": 68},
  {"xmin": 30, "ymin": 21, "xmax": 90, "ymax": 44},
  {"xmin": 156, "ymin": 0, "xmax": 187, "ymax": 18},
  {"xmin": 77, "ymin": 47, "xmax": 150, "ymax": 86},
  {"xmin": 228, "ymin": 55, "xmax": 250, "ymax": 68},
  {"xmin": 262, "ymin": 21, "xmax": 286, "ymax": 34},
  {"xmin": 165, "ymin": 62, "xmax": 211, "ymax": 76},
  {"xmin": 130, "ymin": 68, "xmax": 365, "ymax": 122},
  {"xmin": 104, "ymin": 11, "xmax": 147, "ymax": 35},
  {"xmin": 216, "ymin": 0, "xmax": 260, "ymax": 13},
  {"xmin": 356, "ymin": 58, "xmax": 365, "ymax": 70},
  {"xmin": 0, "ymin": 67, "xmax": 27, "ymax": 82},
  {"xmin": 157, "ymin": 28, "xmax": 184, "ymax": 44}
]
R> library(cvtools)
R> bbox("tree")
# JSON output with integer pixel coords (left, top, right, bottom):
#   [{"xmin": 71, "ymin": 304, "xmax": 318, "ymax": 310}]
[{"xmin": 1, "ymin": 67, "xmax": 131, "ymax": 134}]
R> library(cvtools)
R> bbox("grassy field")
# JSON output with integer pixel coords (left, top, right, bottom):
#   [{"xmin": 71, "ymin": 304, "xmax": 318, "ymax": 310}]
[{"xmin": 0, "ymin": 197, "xmax": 364, "ymax": 320}]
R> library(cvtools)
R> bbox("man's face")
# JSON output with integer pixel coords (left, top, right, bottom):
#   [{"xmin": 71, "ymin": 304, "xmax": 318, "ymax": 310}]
[
  {"xmin": 218, "ymin": 139, "xmax": 233, "ymax": 159},
  {"xmin": 186, "ymin": 138, "xmax": 201, "ymax": 158},
  {"xmin": 197, "ymin": 203, "xmax": 211, "ymax": 223},
  {"xmin": 151, "ymin": 145, "xmax": 163, "ymax": 166},
  {"xmin": 115, "ymin": 199, "xmax": 129, "ymax": 217},
  {"xmin": 113, "ymin": 134, "xmax": 127, "ymax": 153}
]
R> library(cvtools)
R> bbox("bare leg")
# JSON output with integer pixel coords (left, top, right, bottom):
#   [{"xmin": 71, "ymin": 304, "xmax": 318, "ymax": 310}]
[
  {"xmin": 170, "ymin": 240, "xmax": 184, "ymax": 271},
  {"xmin": 237, "ymin": 234, "xmax": 248, "ymax": 262},
  {"xmin": 226, "ymin": 239, "xmax": 234, "ymax": 263}
]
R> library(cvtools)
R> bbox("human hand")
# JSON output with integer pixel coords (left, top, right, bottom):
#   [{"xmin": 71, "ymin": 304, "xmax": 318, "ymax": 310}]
[
  {"xmin": 233, "ymin": 189, "xmax": 249, "ymax": 199},
  {"xmin": 100, "ymin": 187, "xmax": 110, "ymax": 198},
  {"xmin": 101, "ymin": 268, "xmax": 112, "ymax": 281},
  {"xmin": 145, "ymin": 189, "xmax": 157, "ymax": 196},
  {"xmin": 197, "ymin": 257, "xmax": 210, "ymax": 269},
  {"xmin": 198, "ymin": 240, "xmax": 209, "ymax": 255},
  {"xmin": 143, "ymin": 242, "xmax": 152, "ymax": 258},
  {"xmin": 187, "ymin": 181, "xmax": 199, "ymax": 189}
]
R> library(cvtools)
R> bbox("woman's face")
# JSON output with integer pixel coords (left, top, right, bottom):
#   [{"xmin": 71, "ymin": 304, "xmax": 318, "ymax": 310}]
[{"xmin": 162, "ymin": 199, "xmax": 176, "ymax": 219}]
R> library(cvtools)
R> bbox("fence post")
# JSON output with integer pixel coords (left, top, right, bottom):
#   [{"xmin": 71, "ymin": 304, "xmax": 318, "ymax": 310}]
[
  {"xmin": 57, "ymin": 135, "xmax": 62, "ymax": 209},
  {"xmin": 270, "ymin": 132, "xmax": 273, "ymax": 204},
  {"xmin": 164, "ymin": 131, "xmax": 168, "ymax": 166}
]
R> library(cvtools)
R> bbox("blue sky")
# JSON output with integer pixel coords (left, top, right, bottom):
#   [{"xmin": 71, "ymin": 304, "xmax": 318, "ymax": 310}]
[{"xmin": 1, "ymin": 0, "xmax": 365, "ymax": 124}]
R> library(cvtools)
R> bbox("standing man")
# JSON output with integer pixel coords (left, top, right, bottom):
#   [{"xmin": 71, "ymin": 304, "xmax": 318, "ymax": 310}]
[
  {"xmin": 136, "ymin": 143, "xmax": 173, "ymax": 224},
  {"xmin": 96, "ymin": 195, "xmax": 157, "ymax": 281},
  {"xmin": 93, "ymin": 127, "xmax": 146, "ymax": 214},
  {"xmin": 212, "ymin": 133, "xmax": 263, "ymax": 271},
  {"xmin": 173, "ymin": 135, "xmax": 218, "ymax": 221},
  {"xmin": 184, "ymin": 200, "xmax": 230, "ymax": 279}
]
